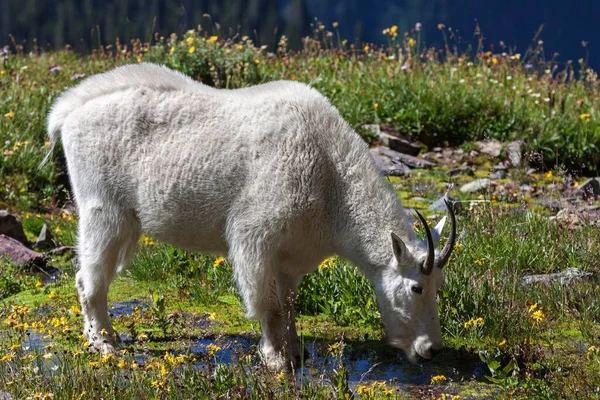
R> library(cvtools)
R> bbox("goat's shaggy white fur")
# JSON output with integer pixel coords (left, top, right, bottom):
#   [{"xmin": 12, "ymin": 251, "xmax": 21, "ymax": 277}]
[{"xmin": 47, "ymin": 63, "xmax": 449, "ymax": 370}]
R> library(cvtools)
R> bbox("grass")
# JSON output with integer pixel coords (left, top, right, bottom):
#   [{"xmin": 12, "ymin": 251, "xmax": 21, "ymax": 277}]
[{"xmin": 1, "ymin": 21, "xmax": 600, "ymax": 399}]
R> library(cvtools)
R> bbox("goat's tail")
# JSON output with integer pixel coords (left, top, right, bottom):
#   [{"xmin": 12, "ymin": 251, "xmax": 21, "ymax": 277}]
[{"xmin": 40, "ymin": 92, "xmax": 82, "ymax": 168}]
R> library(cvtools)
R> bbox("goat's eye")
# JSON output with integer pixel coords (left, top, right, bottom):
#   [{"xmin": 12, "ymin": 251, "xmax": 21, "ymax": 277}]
[{"xmin": 411, "ymin": 286, "xmax": 423, "ymax": 294}]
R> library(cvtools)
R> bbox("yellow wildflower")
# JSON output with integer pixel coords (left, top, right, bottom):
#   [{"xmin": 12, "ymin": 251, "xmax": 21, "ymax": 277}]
[
  {"xmin": 374, "ymin": 103, "xmax": 379, "ymax": 109},
  {"xmin": 1, "ymin": 353, "xmax": 15, "ymax": 362},
  {"xmin": 188, "ymin": 46, "xmax": 196, "ymax": 54},
  {"xmin": 208, "ymin": 312, "xmax": 217, "ymax": 321},
  {"xmin": 43, "ymin": 352, "xmax": 53, "ymax": 360},
  {"xmin": 54, "ymin": 226, "xmax": 61, "ymax": 234},
  {"xmin": 186, "ymin": 37, "xmax": 194, "ymax": 45},
  {"xmin": 431, "ymin": 374, "xmax": 447, "ymax": 384},
  {"xmin": 580, "ymin": 113, "xmax": 591, "ymax": 120},
  {"xmin": 510, "ymin": 54, "xmax": 521, "ymax": 60},
  {"xmin": 131, "ymin": 360, "xmax": 139, "ymax": 369},
  {"xmin": 160, "ymin": 363, "xmax": 169, "ymax": 376},
  {"xmin": 390, "ymin": 25, "xmax": 398, "ymax": 34},
  {"xmin": 498, "ymin": 339, "xmax": 507, "ymax": 346},
  {"xmin": 363, "ymin": 45, "xmax": 370, "ymax": 52},
  {"xmin": 545, "ymin": 170, "xmax": 553, "ymax": 178},
  {"xmin": 276, "ymin": 371, "xmax": 286, "ymax": 381},
  {"xmin": 319, "ymin": 256, "xmax": 337, "ymax": 271},
  {"xmin": 213, "ymin": 257, "xmax": 225, "ymax": 268},
  {"xmin": 142, "ymin": 235, "xmax": 155, "ymax": 246},
  {"xmin": 0, "ymin": 70, "xmax": 5, "ymax": 76},
  {"xmin": 207, "ymin": 343, "xmax": 221, "ymax": 355},
  {"xmin": 44, "ymin": 141, "xmax": 52, "ymax": 148},
  {"xmin": 169, "ymin": 46, "xmax": 175, "ymax": 54},
  {"xmin": 464, "ymin": 317, "xmax": 485, "ymax": 329},
  {"xmin": 208, "ymin": 36, "xmax": 218, "ymax": 42},
  {"xmin": 71, "ymin": 305, "xmax": 81, "ymax": 314},
  {"xmin": 332, "ymin": 22, "xmax": 339, "ymax": 28},
  {"xmin": 136, "ymin": 54, "xmax": 143, "ymax": 63},
  {"xmin": 117, "ymin": 358, "xmax": 126, "ymax": 370},
  {"xmin": 438, "ymin": 23, "xmax": 446, "ymax": 30},
  {"xmin": 408, "ymin": 38, "xmax": 416, "ymax": 46},
  {"xmin": 4, "ymin": 112, "xmax": 15, "ymax": 119},
  {"xmin": 532, "ymin": 309, "xmax": 545, "ymax": 322},
  {"xmin": 254, "ymin": 59, "xmax": 260, "ymax": 64},
  {"xmin": 36, "ymin": 280, "xmax": 43, "ymax": 288},
  {"xmin": 48, "ymin": 291, "xmax": 56, "ymax": 299},
  {"xmin": 528, "ymin": 303, "xmax": 538, "ymax": 312},
  {"xmin": 491, "ymin": 57, "xmax": 499, "ymax": 65}
]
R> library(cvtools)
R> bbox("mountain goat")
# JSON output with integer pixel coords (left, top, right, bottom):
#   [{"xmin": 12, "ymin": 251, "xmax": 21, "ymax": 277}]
[{"xmin": 46, "ymin": 63, "xmax": 456, "ymax": 371}]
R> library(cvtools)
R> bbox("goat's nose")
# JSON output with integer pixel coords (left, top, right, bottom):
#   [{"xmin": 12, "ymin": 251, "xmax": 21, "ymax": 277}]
[{"xmin": 429, "ymin": 346, "xmax": 442, "ymax": 357}]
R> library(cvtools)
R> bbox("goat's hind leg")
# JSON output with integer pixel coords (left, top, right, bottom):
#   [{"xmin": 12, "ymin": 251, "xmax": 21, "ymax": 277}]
[{"xmin": 76, "ymin": 206, "xmax": 138, "ymax": 354}]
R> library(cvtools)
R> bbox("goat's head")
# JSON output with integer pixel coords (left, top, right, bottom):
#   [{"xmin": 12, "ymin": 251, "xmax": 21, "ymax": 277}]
[{"xmin": 374, "ymin": 199, "xmax": 456, "ymax": 364}]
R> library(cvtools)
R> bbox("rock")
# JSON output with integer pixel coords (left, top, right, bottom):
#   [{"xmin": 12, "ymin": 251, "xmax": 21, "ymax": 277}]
[
  {"xmin": 526, "ymin": 168, "xmax": 537, "ymax": 175},
  {"xmin": 475, "ymin": 140, "xmax": 502, "ymax": 157},
  {"xmin": 432, "ymin": 147, "xmax": 442, "ymax": 153},
  {"xmin": 469, "ymin": 150, "xmax": 479, "ymax": 158},
  {"xmin": 429, "ymin": 196, "xmax": 462, "ymax": 213},
  {"xmin": 447, "ymin": 167, "xmax": 475, "ymax": 177},
  {"xmin": 47, "ymin": 246, "xmax": 75, "ymax": 257},
  {"xmin": 378, "ymin": 133, "xmax": 422, "ymax": 156},
  {"xmin": 377, "ymin": 147, "xmax": 435, "ymax": 169},
  {"xmin": 34, "ymin": 223, "xmax": 55, "ymax": 251},
  {"xmin": 577, "ymin": 178, "xmax": 600, "ymax": 200},
  {"xmin": 369, "ymin": 148, "xmax": 411, "ymax": 176},
  {"xmin": 0, "ymin": 234, "xmax": 45, "ymax": 267},
  {"xmin": 489, "ymin": 165, "xmax": 508, "ymax": 180},
  {"xmin": 0, "ymin": 210, "xmax": 29, "ymax": 246},
  {"xmin": 521, "ymin": 268, "xmax": 595, "ymax": 287},
  {"xmin": 505, "ymin": 140, "xmax": 523, "ymax": 167},
  {"xmin": 460, "ymin": 178, "xmax": 492, "ymax": 193},
  {"xmin": 362, "ymin": 124, "xmax": 382, "ymax": 138},
  {"xmin": 520, "ymin": 184, "xmax": 533, "ymax": 193},
  {"xmin": 534, "ymin": 198, "xmax": 568, "ymax": 212}
]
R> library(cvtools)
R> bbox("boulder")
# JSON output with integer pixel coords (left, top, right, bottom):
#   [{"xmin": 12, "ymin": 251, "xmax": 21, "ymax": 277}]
[
  {"xmin": 505, "ymin": 140, "xmax": 523, "ymax": 167},
  {"xmin": 428, "ymin": 196, "xmax": 462, "ymax": 213},
  {"xmin": 447, "ymin": 167, "xmax": 475, "ymax": 177},
  {"xmin": 459, "ymin": 178, "xmax": 492, "ymax": 193},
  {"xmin": 369, "ymin": 148, "xmax": 411, "ymax": 176},
  {"xmin": 521, "ymin": 268, "xmax": 595, "ymax": 287},
  {"xmin": 378, "ymin": 133, "xmax": 421, "ymax": 156},
  {"xmin": 475, "ymin": 140, "xmax": 502, "ymax": 158},
  {"xmin": 377, "ymin": 147, "xmax": 435, "ymax": 169},
  {"xmin": 34, "ymin": 223, "xmax": 55, "ymax": 251},
  {"xmin": 0, "ymin": 210, "xmax": 29, "ymax": 246},
  {"xmin": 0, "ymin": 234, "xmax": 45, "ymax": 267},
  {"xmin": 577, "ymin": 178, "xmax": 600, "ymax": 200}
]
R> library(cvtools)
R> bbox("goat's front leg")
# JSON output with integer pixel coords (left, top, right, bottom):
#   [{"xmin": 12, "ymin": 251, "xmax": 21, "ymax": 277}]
[{"xmin": 276, "ymin": 273, "xmax": 305, "ymax": 362}]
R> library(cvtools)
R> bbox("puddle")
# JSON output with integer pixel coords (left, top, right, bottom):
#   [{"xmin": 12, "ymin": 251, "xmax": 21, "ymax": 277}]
[
  {"xmin": 109, "ymin": 300, "xmax": 148, "ymax": 317},
  {"xmin": 187, "ymin": 334, "xmax": 487, "ymax": 386}
]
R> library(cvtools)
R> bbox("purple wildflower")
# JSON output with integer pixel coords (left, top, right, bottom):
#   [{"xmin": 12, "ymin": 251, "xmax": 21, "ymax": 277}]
[
  {"xmin": 71, "ymin": 73, "xmax": 86, "ymax": 80},
  {"xmin": 49, "ymin": 66, "xmax": 62, "ymax": 73},
  {"xmin": 401, "ymin": 64, "xmax": 408, "ymax": 71},
  {"xmin": 415, "ymin": 22, "xmax": 422, "ymax": 32},
  {"xmin": 524, "ymin": 64, "xmax": 533, "ymax": 69}
]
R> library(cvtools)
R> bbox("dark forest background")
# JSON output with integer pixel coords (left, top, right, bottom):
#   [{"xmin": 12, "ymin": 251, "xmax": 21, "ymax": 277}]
[{"xmin": 1, "ymin": 0, "xmax": 597, "ymax": 68}]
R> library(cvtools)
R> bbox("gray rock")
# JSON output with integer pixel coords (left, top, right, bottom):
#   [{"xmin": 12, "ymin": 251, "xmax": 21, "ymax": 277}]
[
  {"xmin": 34, "ymin": 223, "xmax": 55, "ymax": 251},
  {"xmin": 378, "ymin": 133, "xmax": 421, "ymax": 156},
  {"xmin": 47, "ymin": 246, "xmax": 75, "ymax": 257},
  {"xmin": 460, "ymin": 178, "xmax": 492, "ymax": 193},
  {"xmin": 505, "ymin": 140, "xmax": 523, "ymax": 167},
  {"xmin": 489, "ymin": 165, "xmax": 508, "ymax": 180},
  {"xmin": 521, "ymin": 268, "xmax": 595, "ymax": 287},
  {"xmin": 377, "ymin": 147, "xmax": 435, "ymax": 169},
  {"xmin": 0, "ymin": 234, "xmax": 45, "ymax": 267},
  {"xmin": 432, "ymin": 147, "xmax": 442, "ymax": 153},
  {"xmin": 534, "ymin": 198, "xmax": 567, "ymax": 212},
  {"xmin": 361, "ymin": 124, "xmax": 381, "ymax": 138},
  {"xmin": 577, "ymin": 178, "xmax": 600, "ymax": 200},
  {"xmin": 429, "ymin": 196, "xmax": 462, "ymax": 213},
  {"xmin": 0, "ymin": 210, "xmax": 29, "ymax": 246},
  {"xmin": 476, "ymin": 140, "xmax": 502, "ymax": 157},
  {"xmin": 447, "ymin": 167, "xmax": 475, "ymax": 177},
  {"xmin": 369, "ymin": 148, "xmax": 411, "ymax": 176}
]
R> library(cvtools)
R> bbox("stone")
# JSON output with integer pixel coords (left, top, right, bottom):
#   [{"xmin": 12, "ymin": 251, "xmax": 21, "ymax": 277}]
[
  {"xmin": 377, "ymin": 147, "xmax": 435, "ymax": 169},
  {"xmin": 459, "ymin": 178, "xmax": 492, "ymax": 193},
  {"xmin": 369, "ymin": 148, "xmax": 411, "ymax": 176},
  {"xmin": 534, "ymin": 198, "xmax": 567, "ymax": 212},
  {"xmin": 0, "ymin": 210, "xmax": 29, "ymax": 246},
  {"xmin": 0, "ymin": 234, "xmax": 45, "ymax": 267},
  {"xmin": 361, "ymin": 124, "xmax": 382, "ymax": 139},
  {"xmin": 378, "ymin": 133, "xmax": 422, "ymax": 156},
  {"xmin": 505, "ymin": 140, "xmax": 523, "ymax": 167},
  {"xmin": 47, "ymin": 246, "xmax": 75, "ymax": 256},
  {"xmin": 428, "ymin": 196, "xmax": 462, "ymax": 213},
  {"xmin": 447, "ymin": 167, "xmax": 475, "ymax": 177},
  {"xmin": 475, "ymin": 140, "xmax": 502, "ymax": 157},
  {"xmin": 489, "ymin": 165, "xmax": 508, "ymax": 180},
  {"xmin": 521, "ymin": 268, "xmax": 595, "ymax": 287},
  {"xmin": 34, "ymin": 223, "xmax": 55, "ymax": 251},
  {"xmin": 577, "ymin": 178, "xmax": 600, "ymax": 200}
]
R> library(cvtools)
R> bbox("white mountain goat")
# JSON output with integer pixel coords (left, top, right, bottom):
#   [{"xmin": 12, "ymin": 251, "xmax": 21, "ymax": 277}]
[{"xmin": 45, "ymin": 63, "xmax": 457, "ymax": 370}]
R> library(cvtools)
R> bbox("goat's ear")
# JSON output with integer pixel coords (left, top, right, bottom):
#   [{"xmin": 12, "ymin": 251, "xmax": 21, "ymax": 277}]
[
  {"xmin": 432, "ymin": 216, "xmax": 447, "ymax": 248},
  {"xmin": 391, "ymin": 232, "xmax": 408, "ymax": 262}
]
